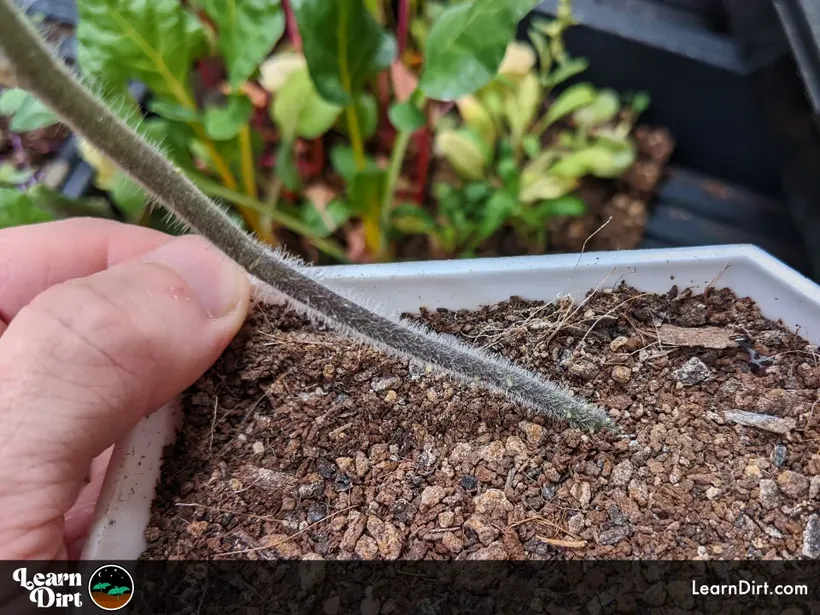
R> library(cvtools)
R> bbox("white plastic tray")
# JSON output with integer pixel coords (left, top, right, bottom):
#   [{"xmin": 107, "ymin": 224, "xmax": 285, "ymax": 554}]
[{"xmin": 80, "ymin": 245, "xmax": 820, "ymax": 560}]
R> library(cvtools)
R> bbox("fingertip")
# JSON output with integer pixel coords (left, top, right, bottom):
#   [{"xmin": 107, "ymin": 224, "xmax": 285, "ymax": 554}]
[{"xmin": 142, "ymin": 234, "xmax": 252, "ymax": 320}]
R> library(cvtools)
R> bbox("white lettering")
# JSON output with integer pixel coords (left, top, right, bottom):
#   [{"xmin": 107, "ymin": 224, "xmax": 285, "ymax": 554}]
[
  {"xmin": 13, "ymin": 568, "xmax": 32, "ymax": 590},
  {"xmin": 12, "ymin": 566, "xmax": 85, "ymax": 607},
  {"xmin": 30, "ymin": 587, "xmax": 54, "ymax": 608}
]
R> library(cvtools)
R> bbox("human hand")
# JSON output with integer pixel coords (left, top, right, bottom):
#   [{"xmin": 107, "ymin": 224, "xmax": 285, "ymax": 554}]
[{"xmin": 0, "ymin": 218, "xmax": 251, "ymax": 559}]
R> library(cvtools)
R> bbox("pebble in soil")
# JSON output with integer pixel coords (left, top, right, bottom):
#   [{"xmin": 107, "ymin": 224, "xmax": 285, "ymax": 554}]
[{"xmin": 141, "ymin": 283, "xmax": 820, "ymax": 560}]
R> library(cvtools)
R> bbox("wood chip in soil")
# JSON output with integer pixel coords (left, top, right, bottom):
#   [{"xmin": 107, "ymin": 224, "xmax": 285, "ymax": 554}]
[{"xmin": 141, "ymin": 283, "xmax": 820, "ymax": 560}]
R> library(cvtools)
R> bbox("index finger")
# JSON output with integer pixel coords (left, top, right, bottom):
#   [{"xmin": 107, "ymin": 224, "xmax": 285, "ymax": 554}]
[{"xmin": 0, "ymin": 218, "xmax": 176, "ymax": 323}]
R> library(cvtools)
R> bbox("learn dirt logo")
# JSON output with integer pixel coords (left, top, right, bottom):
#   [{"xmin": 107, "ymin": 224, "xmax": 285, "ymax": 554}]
[{"xmin": 87, "ymin": 565, "xmax": 134, "ymax": 611}]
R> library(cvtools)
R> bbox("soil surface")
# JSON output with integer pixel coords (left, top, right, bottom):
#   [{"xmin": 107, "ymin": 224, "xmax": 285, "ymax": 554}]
[{"xmin": 142, "ymin": 284, "xmax": 819, "ymax": 560}]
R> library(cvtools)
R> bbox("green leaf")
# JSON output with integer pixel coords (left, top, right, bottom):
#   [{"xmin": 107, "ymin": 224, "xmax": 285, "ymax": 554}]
[
  {"xmin": 0, "ymin": 163, "xmax": 34, "ymax": 186},
  {"xmin": 522, "ymin": 134, "xmax": 541, "ymax": 159},
  {"xmin": 388, "ymin": 99, "xmax": 426, "ymax": 132},
  {"xmin": 522, "ymin": 149, "xmax": 561, "ymax": 178},
  {"xmin": 543, "ymin": 57, "xmax": 588, "ymax": 88},
  {"xmin": 519, "ymin": 173, "xmax": 578, "ymax": 203},
  {"xmin": 455, "ymin": 95, "xmax": 496, "ymax": 150},
  {"xmin": 291, "ymin": 0, "xmax": 396, "ymax": 105},
  {"xmin": 25, "ymin": 185, "xmax": 113, "ymax": 219},
  {"xmin": 349, "ymin": 167, "xmax": 388, "ymax": 253},
  {"xmin": 76, "ymin": 0, "xmax": 208, "ymax": 103},
  {"xmin": 204, "ymin": 94, "xmax": 254, "ymax": 141},
  {"xmin": 348, "ymin": 167, "xmax": 387, "ymax": 219},
  {"xmin": 435, "ymin": 129, "xmax": 489, "ymax": 181},
  {"xmin": 504, "ymin": 72, "xmax": 541, "ymax": 147},
  {"xmin": 353, "ymin": 92, "xmax": 378, "ymax": 139},
  {"xmin": 201, "ymin": 0, "xmax": 285, "ymax": 88},
  {"xmin": 544, "ymin": 82, "xmax": 597, "ymax": 127},
  {"xmin": 419, "ymin": 0, "xmax": 520, "ymax": 101},
  {"xmin": 630, "ymin": 91, "xmax": 651, "ymax": 116},
  {"xmin": 473, "ymin": 190, "xmax": 517, "ymax": 246},
  {"xmin": 109, "ymin": 173, "xmax": 149, "ymax": 221},
  {"xmin": 390, "ymin": 203, "xmax": 436, "ymax": 235},
  {"xmin": 276, "ymin": 141, "xmax": 301, "ymax": 191},
  {"xmin": 272, "ymin": 68, "xmax": 343, "ymax": 140},
  {"xmin": 0, "ymin": 88, "xmax": 27, "ymax": 115},
  {"xmin": 258, "ymin": 50, "xmax": 307, "ymax": 93},
  {"xmin": 147, "ymin": 99, "xmax": 201, "ymax": 123},
  {"xmin": 539, "ymin": 195, "xmax": 586, "ymax": 217},
  {"xmin": 549, "ymin": 142, "xmax": 636, "ymax": 179},
  {"xmin": 574, "ymin": 89, "xmax": 620, "ymax": 128},
  {"xmin": 464, "ymin": 182, "xmax": 491, "ymax": 203},
  {"xmin": 140, "ymin": 118, "xmax": 197, "ymax": 170},
  {"xmin": 330, "ymin": 145, "xmax": 359, "ymax": 182},
  {"xmin": 528, "ymin": 28, "xmax": 551, "ymax": 74},
  {"xmin": 0, "ymin": 88, "xmax": 59, "ymax": 132},
  {"xmin": 0, "ymin": 188, "xmax": 54, "ymax": 228},
  {"xmin": 364, "ymin": 0, "xmax": 384, "ymax": 21},
  {"xmin": 302, "ymin": 199, "xmax": 352, "ymax": 238},
  {"xmin": 511, "ymin": 0, "xmax": 540, "ymax": 21}
]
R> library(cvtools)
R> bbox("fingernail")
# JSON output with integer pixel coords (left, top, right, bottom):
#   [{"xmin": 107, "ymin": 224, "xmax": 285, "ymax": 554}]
[{"xmin": 144, "ymin": 236, "xmax": 247, "ymax": 318}]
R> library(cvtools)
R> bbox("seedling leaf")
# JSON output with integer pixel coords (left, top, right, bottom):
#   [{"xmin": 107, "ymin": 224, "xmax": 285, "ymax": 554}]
[{"xmin": 544, "ymin": 82, "xmax": 596, "ymax": 127}]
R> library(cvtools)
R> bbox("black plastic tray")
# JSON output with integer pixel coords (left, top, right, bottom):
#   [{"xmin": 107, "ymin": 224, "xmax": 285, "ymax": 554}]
[
  {"xmin": 722, "ymin": 0, "xmax": 820, "ymax": 279},
  {"xmin": 772, "ymin": 0, "xmax": 820, "ymax": 121},
  {"xmin": 530, "ymin": 0, "xmax": 784, "ymax": 198}
]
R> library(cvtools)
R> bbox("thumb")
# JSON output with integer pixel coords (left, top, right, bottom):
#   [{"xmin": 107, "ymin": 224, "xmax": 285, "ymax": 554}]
[{"xmin": 0, "ymin": 234, "xmax": 251, "ymax": 559}]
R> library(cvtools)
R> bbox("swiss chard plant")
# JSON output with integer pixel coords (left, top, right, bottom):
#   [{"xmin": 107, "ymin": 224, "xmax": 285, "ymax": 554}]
[
  {"xmin": 1, "ymin": 0, "xmax": 649, "ymax": 264},
  {"xmin": 419, "ymin": 0, "xmax": 651, "ymax": 257},
  {"xmin": 0, "ymin": 0, "xmax": 617, "ymax": 433}
]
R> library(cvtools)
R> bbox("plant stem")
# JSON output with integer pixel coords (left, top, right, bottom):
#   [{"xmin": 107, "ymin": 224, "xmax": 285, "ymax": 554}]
[
  {"xmin": 531, "ymin": 114, "xmax": 551, "ymax": 139},
  {"xmin": 194, "ymin": 175, "xmax": 346, "ymax": 262},
  {"xmin": 413, "ymin": 129, "xmax": 431, "ymax": 203},
  {"xmin": 0, "ymin": 0, "xmax": 614, "ymax": 433},
  {"xmin": 282, "ymin": 0, "xmax": 302, "ymax": 51},
  {"xmin": 345, "ymin": 105, "xmax": 367, "ymax": 169},
  {"xmin": 237, "ymin": 124, "xmax": 276, "ymax": 243},
  {"xmin": 238, "ymin": 126, "xmax": 257, "ymax": 199},
  {"xmin": 383, "ymin": 129, "xmax": 412, "ymax": 220},
  {"xmin": 337, "ymin": 2, "xmax": 366, "ymax": 170},
  {"xmin": 397, "ymin": 0, "xmax": 409, "ymax": 54},
  {"xmin": 265, "ymin": 175, "xmax": 283, "ymax": 210}
]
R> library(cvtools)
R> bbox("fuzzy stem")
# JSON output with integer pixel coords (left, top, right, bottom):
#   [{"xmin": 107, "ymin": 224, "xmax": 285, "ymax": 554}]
[
  {"xmin": 0, "ymin": 0, "xmax": 615, "ymax": 433},
  {"xmin": 192, "ymin": 175, "xmax": 346, "ymax": 262}
]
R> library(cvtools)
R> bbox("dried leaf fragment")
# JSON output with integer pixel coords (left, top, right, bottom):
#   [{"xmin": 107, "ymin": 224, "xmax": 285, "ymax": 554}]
[{"xmin": 657, "ymin": 324, "xmax": 735, "ymax": 349}]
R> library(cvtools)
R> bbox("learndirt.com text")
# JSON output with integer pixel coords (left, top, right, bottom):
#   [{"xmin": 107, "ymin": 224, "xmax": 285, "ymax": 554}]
[{"xmin": 692, "ymin": 579, "xmax": 809, "ymax": 597}]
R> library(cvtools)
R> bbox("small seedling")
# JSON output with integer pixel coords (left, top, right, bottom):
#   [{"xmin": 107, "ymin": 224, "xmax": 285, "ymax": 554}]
[{"xmin": 0, "ymin": 0, "xmax": 615, "ymax": 433}]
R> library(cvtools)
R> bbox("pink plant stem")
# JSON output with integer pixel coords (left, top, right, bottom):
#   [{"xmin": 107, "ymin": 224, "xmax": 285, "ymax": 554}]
[
  {"xmin": 397, "ymin": 0, "xmax": 409, "ymax": 55},
  {"xmin": 414, "ymin": 129, "xmax": 430, "ymax": 204},
  {"xmin": 283, "ymin": 0, "xmax": 302, "ymax": 51}
]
